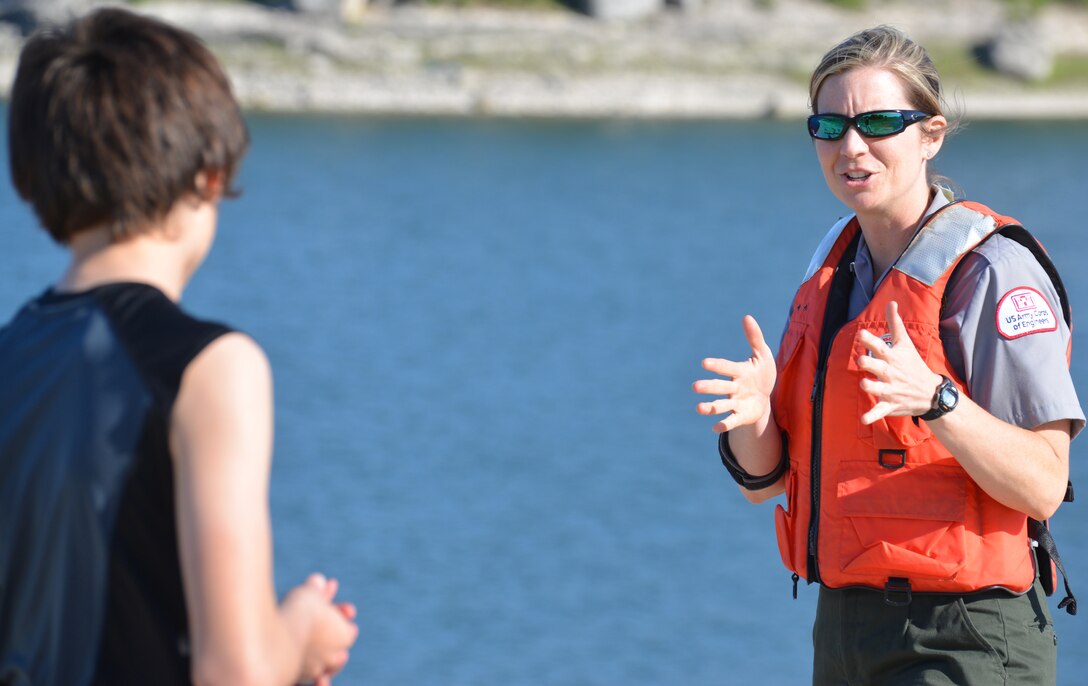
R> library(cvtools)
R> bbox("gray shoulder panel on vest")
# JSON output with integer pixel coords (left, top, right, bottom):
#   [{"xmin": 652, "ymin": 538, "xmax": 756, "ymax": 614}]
[
  {"xmin": 895, "ymin": 204, "xmax": 998, "ymax": 286},
  {"xmin": 803, "ymin": 214, "xmax": 855, "ymax": 283}
]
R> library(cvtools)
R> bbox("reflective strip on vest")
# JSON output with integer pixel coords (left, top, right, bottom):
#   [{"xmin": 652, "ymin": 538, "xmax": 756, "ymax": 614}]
[{"xmin": 897, "ymin": 204, "xmax": 999, "ymax": 286}]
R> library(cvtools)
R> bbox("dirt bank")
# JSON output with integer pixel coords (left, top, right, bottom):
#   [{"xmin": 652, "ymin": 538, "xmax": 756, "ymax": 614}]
[{"xmin": 2, "ymin": 0, "xmax": 1086, "ymax": 118}]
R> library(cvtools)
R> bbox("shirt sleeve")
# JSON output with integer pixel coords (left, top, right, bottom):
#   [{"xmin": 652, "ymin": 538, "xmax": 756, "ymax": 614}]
[{"xmin": 939, "ymin": 234, "xmax": 1085, "ymax": 438}]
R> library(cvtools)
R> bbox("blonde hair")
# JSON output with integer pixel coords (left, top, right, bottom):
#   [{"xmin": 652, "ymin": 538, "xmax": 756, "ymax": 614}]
[
  {"xmin": 809, "ymin": 25, "xmax": 956, "ymax": 137},
  {"xmin": 810, "ymin": 25, "xmax": 959, "ymax": 190}
]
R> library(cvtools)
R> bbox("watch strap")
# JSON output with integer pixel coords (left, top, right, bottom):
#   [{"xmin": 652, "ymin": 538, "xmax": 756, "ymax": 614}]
[{"xmin": 918, "ymin": 375, "xmax": 956, "ymax": 421}]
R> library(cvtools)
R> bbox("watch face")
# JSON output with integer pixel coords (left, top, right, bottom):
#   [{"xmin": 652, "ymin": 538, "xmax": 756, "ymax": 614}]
[{"xmin": 938, "ymin": 384, "xmax": 958, "ymax": 411}]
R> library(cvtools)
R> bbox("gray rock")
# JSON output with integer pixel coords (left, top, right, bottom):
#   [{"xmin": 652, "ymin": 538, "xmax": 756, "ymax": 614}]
[
  {"xmin": 668, "ymin": 0, "xmax": 703, "ymax": 12},
  {"xmin": 290, "ymin": 0, "xmax": 338, "ymax": 12},
  {"xmin": 580, "ymin": 0, "xmax": 662, "ymax": 21},
  {"xmin": 290, "ymin": 0, "xmax": 369, "ymax": 22},
  {"xmin": 0, "ymin": 0, "xmax": 94, "ymax": 32},
  {"xmin": 978, "ymin": 21, "xmax": 1054, "ymax": 82}
]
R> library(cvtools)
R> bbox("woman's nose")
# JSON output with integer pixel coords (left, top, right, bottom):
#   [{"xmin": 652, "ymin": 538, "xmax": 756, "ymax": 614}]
[{"xmin": 839, "ymin": 126, "xmax": 868, "ymax": 157}]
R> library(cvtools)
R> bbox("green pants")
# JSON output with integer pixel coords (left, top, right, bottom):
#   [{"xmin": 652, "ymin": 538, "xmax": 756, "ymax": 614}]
[{"xmin": 812, "ymin": 578, "xmax": 1057, "ymax": 685}]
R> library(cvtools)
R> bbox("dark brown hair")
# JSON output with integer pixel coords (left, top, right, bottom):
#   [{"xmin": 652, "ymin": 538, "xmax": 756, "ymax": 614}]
[{"xmin": 7, "ymin": 7, "xmax": 249, "ymax": 243}]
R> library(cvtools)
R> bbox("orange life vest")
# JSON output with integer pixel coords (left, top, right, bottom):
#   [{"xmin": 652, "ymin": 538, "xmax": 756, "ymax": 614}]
[{"xmin": 771, "ymin": 200, "xmax": 1070, "ymax": 595}]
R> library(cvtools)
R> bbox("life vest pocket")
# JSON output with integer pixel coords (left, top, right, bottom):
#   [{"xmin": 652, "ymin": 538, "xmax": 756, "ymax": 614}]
[
  {"xmin": 774, "ymin": 503, "xmax": 795, "ymax": 574},
  {"xmin": 774, "ymin": 467, "xmax": 801, "ymax": 576},
  {"xmin": 835, "ymin": 462, "xmax": 967, "ymax": 580},
  {"xmin": 868, "ymin": 414, "xmax": 933, "ymax": 451},
  {"xmin": 772, "ymin": 321, "xmax": 812, "ymax": 433}
]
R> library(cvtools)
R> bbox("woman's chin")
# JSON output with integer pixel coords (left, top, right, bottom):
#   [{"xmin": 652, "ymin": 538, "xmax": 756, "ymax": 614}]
[{"xmin": 834, "ymin": 188, "xmax": 881, "ymax": 216}]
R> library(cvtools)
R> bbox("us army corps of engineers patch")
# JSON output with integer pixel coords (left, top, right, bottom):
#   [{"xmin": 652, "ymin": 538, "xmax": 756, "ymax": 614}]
[{"xmin": 996, "ymin": 286, "xmax": 1057, "ymax": 340}]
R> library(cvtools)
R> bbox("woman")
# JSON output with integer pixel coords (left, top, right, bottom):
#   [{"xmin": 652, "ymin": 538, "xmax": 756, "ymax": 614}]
[{"xmin": 693, "ymin": 26, "xmax": 1082, "ymax": 684}]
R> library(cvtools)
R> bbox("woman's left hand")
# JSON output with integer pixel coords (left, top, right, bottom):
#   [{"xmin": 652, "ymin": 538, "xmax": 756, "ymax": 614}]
[{"xmin": 856, "ymin": 301, "xmax": 943, "ymax": 424}]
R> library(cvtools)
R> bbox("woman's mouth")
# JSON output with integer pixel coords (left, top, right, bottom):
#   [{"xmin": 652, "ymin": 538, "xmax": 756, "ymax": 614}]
[{"xmin": 842, "ymin": 170, "xmax": 873, "ymax": 186}]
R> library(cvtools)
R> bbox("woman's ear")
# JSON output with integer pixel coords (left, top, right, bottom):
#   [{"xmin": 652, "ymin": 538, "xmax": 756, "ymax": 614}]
[{"xmin": 922, "ymin": 115, "xmax": 947, "ymax": 160}]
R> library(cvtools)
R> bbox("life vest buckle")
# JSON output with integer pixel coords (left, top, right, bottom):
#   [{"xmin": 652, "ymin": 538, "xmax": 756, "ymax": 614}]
[
  {"xmin": 878, "ymin": 449, "xmax": 906, "ymax": 469},
  {"xmin": 884, "ymin": 577, "xmax": 912, "ymax": 606}
]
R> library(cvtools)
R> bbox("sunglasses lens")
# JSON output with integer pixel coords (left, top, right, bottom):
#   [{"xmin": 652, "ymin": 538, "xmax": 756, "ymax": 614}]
[
  {"xmin": 856, "ymin": 112, "xmax": 905, "ymax": 137},
  {"xmin": 809, "ymin": 116, "xmax": 846, "ymax": 140}
]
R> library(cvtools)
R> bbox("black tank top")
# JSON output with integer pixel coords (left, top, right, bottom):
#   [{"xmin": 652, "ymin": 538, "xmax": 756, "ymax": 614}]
[{"xmin": 0, "ymin": 282, "xmax": 232, "ymax": 686}]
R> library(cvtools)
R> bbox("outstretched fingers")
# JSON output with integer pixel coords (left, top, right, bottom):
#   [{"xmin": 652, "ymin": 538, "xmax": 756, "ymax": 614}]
[
  {"xmin": 697, "ymin": 397, "xmax": 736, "ymax": 417},
  {"xmin": 695, "ymin": 315, "xmax": 777, "ymax": 431},
  {"xmin": 692, "ymin": 378, "xmax": 738, "ymax": 396},
  {"xmin": 701, "ymin": 356, "xmax": 747, "ymax": 378}
]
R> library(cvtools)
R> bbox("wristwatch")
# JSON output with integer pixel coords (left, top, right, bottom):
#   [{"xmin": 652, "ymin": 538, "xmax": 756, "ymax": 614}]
[{"xmin": 918, "ymin": 375, "xmax": 959, "ymax": 421}]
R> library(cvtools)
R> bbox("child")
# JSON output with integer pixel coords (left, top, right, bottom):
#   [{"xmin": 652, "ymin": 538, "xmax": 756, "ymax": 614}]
[{"xmin": 0, "ymin": 8, "xmax": 358, "ymax": 685}]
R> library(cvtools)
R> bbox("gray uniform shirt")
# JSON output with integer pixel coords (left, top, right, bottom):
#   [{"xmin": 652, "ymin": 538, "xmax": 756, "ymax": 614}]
[{"xmin": 848, "ymin": 192, "xmax": 1085, "ymax": 436}]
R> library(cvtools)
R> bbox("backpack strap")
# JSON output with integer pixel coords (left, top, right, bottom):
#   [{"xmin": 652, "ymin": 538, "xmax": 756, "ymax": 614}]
[
  {"xmin": 994, "ymin": 224, "xmax": 1072, "ymax": 329},
  {"xmin": 1030, "ymin": 506, "xmax": 1077, "ymax": 615}
]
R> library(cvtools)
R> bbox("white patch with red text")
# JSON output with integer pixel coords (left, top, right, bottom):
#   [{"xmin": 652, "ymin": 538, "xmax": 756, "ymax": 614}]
[{"xmin": 996, "ymin": 286, "xmax": 1057, "ymax": 339}]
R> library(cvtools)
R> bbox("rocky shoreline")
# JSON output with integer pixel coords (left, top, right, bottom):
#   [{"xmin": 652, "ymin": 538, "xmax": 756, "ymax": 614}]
[{"xmin": 2, "ymin": 0, "xmax": 1087, "ymax": 119}]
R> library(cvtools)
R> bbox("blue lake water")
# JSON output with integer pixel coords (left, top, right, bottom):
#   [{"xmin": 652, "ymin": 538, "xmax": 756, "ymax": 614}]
[{"xmin": 2, "ymin": 110, "xmax": 1087, "ymax": 684}]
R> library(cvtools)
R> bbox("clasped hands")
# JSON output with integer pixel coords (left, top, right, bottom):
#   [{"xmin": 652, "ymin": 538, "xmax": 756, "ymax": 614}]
[{"xmin": 694, "ymin": 301, "xmax": 943, "ymax": 428}]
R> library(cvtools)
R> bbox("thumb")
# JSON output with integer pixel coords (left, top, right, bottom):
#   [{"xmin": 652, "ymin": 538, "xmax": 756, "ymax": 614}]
[
  {"xmin": 742, "ymin": 315, "xmax": 769, "ymax": 355},
  {"xmin": 886, "ymin": 301, "xmax": 908, "ymax": 346}
]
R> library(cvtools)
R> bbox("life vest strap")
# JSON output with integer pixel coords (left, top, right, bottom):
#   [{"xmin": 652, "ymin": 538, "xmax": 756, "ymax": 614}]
[
  {"xmin": 878, "ymin": 449, "xmax": 906, "ymax": 469},
  {"xmin": 1029, "ymin": 516, "xmax": 1077, "ymax": 616},
  {"xmin": 883, "ymin": 577, "xmax": 912, "ymax": 607}
]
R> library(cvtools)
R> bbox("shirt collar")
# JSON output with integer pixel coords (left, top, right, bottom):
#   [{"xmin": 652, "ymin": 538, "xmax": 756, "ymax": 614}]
[{"xmin": 853, "ymin": 185, "xmax": 955, "ymax": 299}]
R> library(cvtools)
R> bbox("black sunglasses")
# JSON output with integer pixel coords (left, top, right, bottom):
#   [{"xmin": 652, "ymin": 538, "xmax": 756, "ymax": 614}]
[{"xmin": 807, "ymin": 110, "xmax": 930, "ymax": 140}]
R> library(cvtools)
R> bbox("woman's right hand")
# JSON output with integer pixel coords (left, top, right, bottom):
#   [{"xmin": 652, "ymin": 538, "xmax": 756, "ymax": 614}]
[
  {"xmin": 693, "ymin": 315, "xmax": 777, "ymax": 434},
  {"xmin": 284, "ymin": 573, "xmax": 359, "ymax": 685}
]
